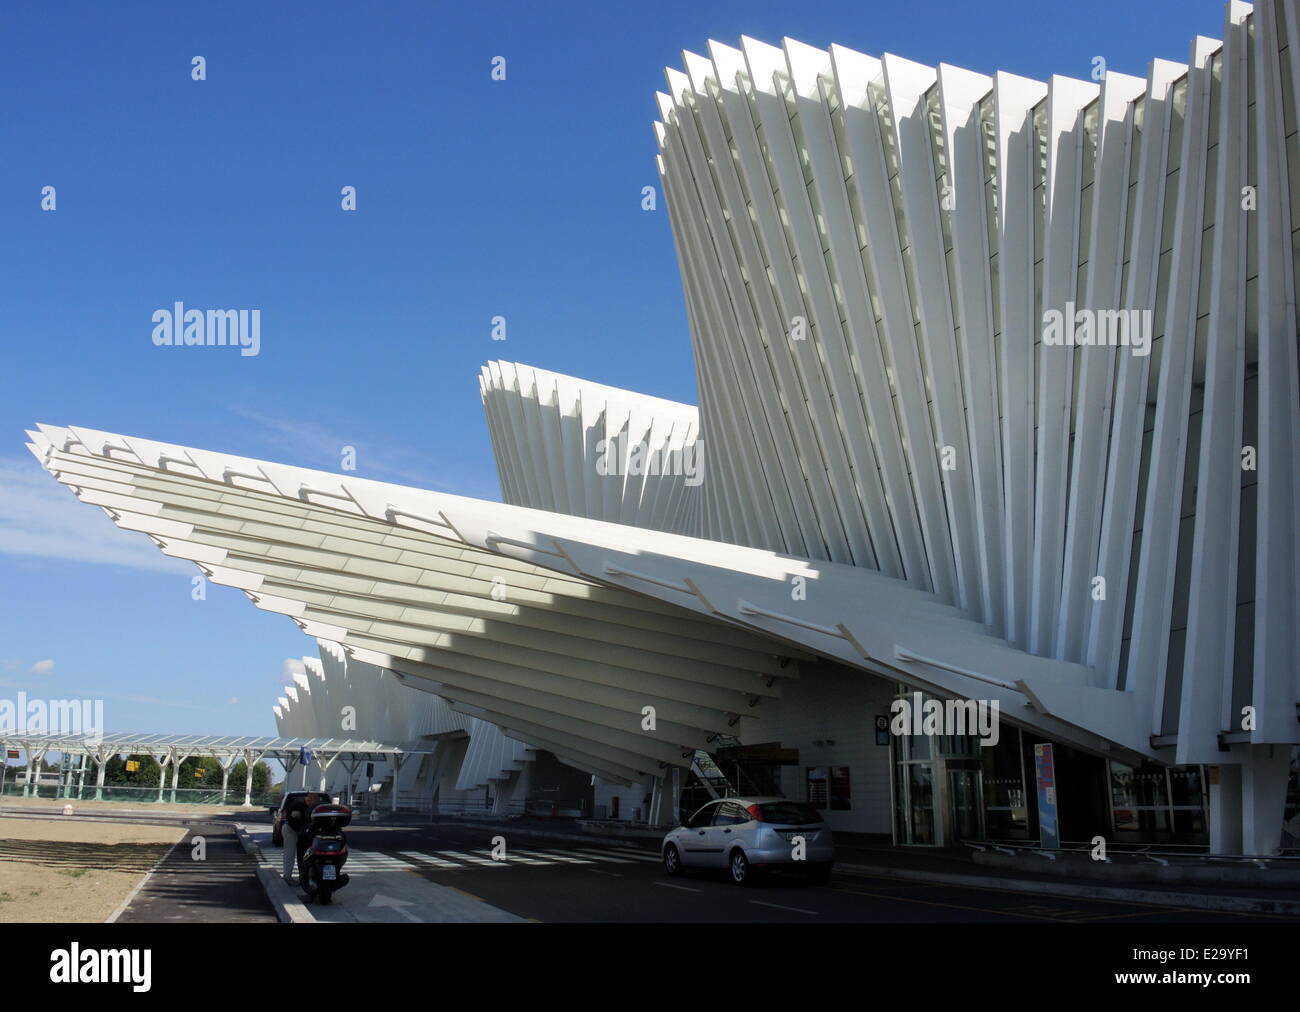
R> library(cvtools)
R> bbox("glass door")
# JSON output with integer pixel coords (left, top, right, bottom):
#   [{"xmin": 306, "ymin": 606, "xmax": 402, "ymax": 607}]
[
  {"xmin": 894, "ymin": 759, "xmax": 937, "ymax": 845},
  {"xmin": 947, "ymin": 768, "xmax": 984, "ymax": 843}
]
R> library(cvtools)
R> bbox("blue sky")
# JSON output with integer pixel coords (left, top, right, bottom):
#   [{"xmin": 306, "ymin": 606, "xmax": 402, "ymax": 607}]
[{"xmin": 0, "ymin": 0, "xmax": 1230, "ymax": 738}]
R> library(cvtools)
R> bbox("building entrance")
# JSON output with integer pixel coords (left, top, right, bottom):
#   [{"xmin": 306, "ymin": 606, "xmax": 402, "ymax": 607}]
[{"xmin": 948, "ymin": 767, "xmax": 984, "ymax": 842}]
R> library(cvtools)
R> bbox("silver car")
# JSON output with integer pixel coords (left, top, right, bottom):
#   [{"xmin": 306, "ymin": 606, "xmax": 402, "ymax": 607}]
[{"xmin": 662, "ymin": 796, "xmax": 834, "ymax": 885}]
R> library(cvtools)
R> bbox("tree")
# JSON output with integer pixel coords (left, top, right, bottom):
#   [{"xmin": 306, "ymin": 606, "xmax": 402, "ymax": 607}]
[
  {"xmin": 96, "ymin": 755, "xmax": 270, "ymax": 797},
  {"xmin": 105, "ymin": 755, "xmax": 162, "ymax": 788},
  {"xmin": 226, "ymin": 759, "xmax": 271, "ymax": 795}
]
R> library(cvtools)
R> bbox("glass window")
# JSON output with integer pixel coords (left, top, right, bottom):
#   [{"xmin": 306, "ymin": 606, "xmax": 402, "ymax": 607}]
[
  {"xmin": 829, "ymin": 766, "xmax": 851, "ymax": 811},
  {"xmin": 806, "ymin": 766, "xmax": 829, "ymax": 810},
  {"xmin": 1109, "ymin": 760, "xmax": 1208, "ymax": 840},
  {"xmin": 685, "ymin": 802, "xmax": 718, "ymax": 829},
  {"xmin": 906, "ymin": 732, "xmax": 932, "ymax": 761},
  {"xmin": 1168, "ymin": 766, "xmax": 1202, "ymax": 807},
  {"xmin": 908, "ymin": 765, "xmax": 935, "ymax": 845},
  {"xmin": 935, "ymin": 734, "xmax": 981, "ymax": 758},
  {"xmin": 757, "ymin": 801, "xmax": 822, "ymax": 825},
  {"xmin": 980, "ymin": 728, "xmax": 1028, "ymax": 838}
]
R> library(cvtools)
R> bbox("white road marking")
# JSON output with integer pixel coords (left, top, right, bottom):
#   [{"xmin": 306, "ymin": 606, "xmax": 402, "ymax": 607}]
[
  {"xmin": 338, "ymin": 844, "xmax": 660, "ymax": 875},
  {"xmin": 398, "ymin": 851, "xmax": 463, "ymax": 868},
  {"xmin": 749, "ymin": 900, "xmax": 819, "ymax": 915},
  {"xmin": 432, "ymin": 850, "xmax": 507, "ymax": 867},
  {"xmin": 655, "ymin": 882, "xmax": 701, "ymax": 893},
  {"xmin": 573, "ymin": 848, "xmax": 657, "ymax": 863},
  {"xmin": 346, "ymin": 854, "xmax": 415, "ymax": 868},
  {"xmin": 519, "ymin": 849, "xmax": 595, "ymax": 864},
  {"xmin": 495, "ymin": 853, "xmax": 553, "ymax": 866},
  {"xmin": 543, "ymin": 848, "xmax": 636, "ymax": 864}
]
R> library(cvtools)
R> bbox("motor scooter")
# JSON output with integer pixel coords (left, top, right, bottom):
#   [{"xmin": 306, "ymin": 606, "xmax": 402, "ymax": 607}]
[{"xmin": 299, "ymin": 803, "xmax": 352, "ymax": 904}]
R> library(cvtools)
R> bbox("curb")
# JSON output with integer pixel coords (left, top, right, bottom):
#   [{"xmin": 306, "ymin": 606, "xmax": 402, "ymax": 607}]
[
  {"xmin": 832, "ymin": 860, "xmax": 1300, "ymax": 916},
  {"xmin": 234, "ymin": 822, "xmax": 320, "ymax": 924},
  {"xmin": 973, "ymin": 850, "xmax": 1300, "ymax": 887}
]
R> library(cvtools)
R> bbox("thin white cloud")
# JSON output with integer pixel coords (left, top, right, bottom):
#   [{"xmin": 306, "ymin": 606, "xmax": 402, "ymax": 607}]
[
  {"xmin": 0, "ymin": 682, "xmax": 205, "ymax": 713},
  {"xmin": 64, "ymin": 687, "xmax": 206, "ymax": 711},
  {"xmin": 227, "ymin": 404, "xmax": 497, "ymax": 497},
  {"xmin": 0, "ymin": 457, "xmax": 192, "ymax": 575},
  {"xmin": 29, "ymin": 659, "xmax": 55, "ymax": 676},
  {"xmin": 280, "ymin": 657, "xmax": 306, "ymax": 686}
]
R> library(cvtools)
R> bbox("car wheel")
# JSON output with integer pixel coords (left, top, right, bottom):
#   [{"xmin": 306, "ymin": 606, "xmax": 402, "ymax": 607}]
[
  {"xmin": 663, "ymin": 844, "xmax": 682, "ymax": 876},
  {"xmin": 729, "ymin": 849, "xmax": 752, "ymax": 886}
]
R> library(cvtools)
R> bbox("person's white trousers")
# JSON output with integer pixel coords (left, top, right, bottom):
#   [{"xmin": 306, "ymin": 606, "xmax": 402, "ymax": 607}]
[{"xmin": 282, "ymin": 825, "xmax": 299, "ymax": 880}]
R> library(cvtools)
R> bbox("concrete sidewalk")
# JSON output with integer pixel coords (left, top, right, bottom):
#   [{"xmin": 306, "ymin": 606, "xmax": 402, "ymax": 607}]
[{"xmin": 235, "ymin": 824, "xmax": 528, "ymax": 924}]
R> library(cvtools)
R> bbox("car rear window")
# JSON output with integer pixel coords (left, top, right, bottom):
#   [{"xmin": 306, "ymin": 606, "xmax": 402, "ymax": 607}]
[
  {"xmin": 280, "ymin": 792, "xmax": 327, "ymax": 808},
  {"xmin": 758, "ymin": 802, "xmax": 823, "ymax": 825}
]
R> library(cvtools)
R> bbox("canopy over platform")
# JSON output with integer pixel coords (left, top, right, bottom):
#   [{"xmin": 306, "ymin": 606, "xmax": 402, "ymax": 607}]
[{"xmin": 0, "ymin": 731, "xmax": 433, "ymax": 763}]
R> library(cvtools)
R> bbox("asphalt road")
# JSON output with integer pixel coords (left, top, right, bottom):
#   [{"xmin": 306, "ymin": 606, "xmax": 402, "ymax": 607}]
[{"xmin": 315, "ymin": 821, "xmax": 1280, "ymax": 924}]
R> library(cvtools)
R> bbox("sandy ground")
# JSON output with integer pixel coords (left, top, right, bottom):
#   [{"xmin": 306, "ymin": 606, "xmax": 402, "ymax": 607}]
[
  {"xmin": 1, "ymin": 795, "xmax": 260, "ymax": 815},
  {"xmin": 0, "ymin": 817, "xmax": 186, "ymax": 922}
]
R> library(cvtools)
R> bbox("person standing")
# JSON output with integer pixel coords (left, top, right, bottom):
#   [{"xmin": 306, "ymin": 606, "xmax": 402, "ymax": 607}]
[{"xmin": 281, "ymin": 792, "xmax": 323, "ymax": 883}]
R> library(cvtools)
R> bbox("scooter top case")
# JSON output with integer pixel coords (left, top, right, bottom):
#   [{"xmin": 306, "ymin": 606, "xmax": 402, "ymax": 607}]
[{"xmin": 308, "ymin": 803, "xmax": 353, "ymax": 833}]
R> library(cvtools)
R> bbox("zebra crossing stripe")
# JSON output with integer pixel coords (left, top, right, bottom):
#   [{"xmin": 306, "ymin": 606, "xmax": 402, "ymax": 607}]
[
  {"xmin": 433, "ymin": 850, "xmax": 507, "ymax": 867},
  {"xmin": 398, "ymin": 851, "xmax": 462, "ymax": 868},
  {"xmin": 345, "ymin": 854, "xmax": 412, "ymax": 866},
  {"xmin": 458, "ymin": 849, "xmax": 550, "ymax": 866},
  {"xmin": 550, "ymin": 848, "xmax": 636, "ymax": 864},
  {"xmin": 574, "ymin": 848, "xmax": 660, "ymax": 863},
  {"xmin": 517, "ymin": 849, "xmax": 594, "ymax": 864},
  {"xmin": 345, "ymin": 847, "xmax": 659, "ymax": 871}
]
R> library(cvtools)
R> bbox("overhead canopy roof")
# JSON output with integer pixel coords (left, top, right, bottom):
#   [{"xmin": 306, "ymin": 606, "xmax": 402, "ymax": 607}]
[
  {"xmin": 2, "ymin": 731, "xmax": 432, "ymax": 761},
  {"xmin": 24, "ymin": 424, "xmax": 1149, "ymax": 769}
]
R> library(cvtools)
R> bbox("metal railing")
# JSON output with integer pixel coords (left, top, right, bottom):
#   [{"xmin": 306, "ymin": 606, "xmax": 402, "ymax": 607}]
[{"xmin": 0, "ymin": 783, "xmax": 276, "ymax": 806}]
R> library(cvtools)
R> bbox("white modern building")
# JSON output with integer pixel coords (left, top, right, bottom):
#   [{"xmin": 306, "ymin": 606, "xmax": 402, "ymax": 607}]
[
  {"xmin": 26, "ymin": 0, "xmax": 1300, "ymax": 853},
  {"xmin": 480, "ymin": 360, "xmax": 703, "ymax": 537}
]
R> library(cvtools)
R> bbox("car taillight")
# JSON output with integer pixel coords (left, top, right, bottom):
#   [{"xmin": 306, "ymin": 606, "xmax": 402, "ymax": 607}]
[{"xmin": 746, "ymin": 804, "xmax": 765, "ymax": 822}]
